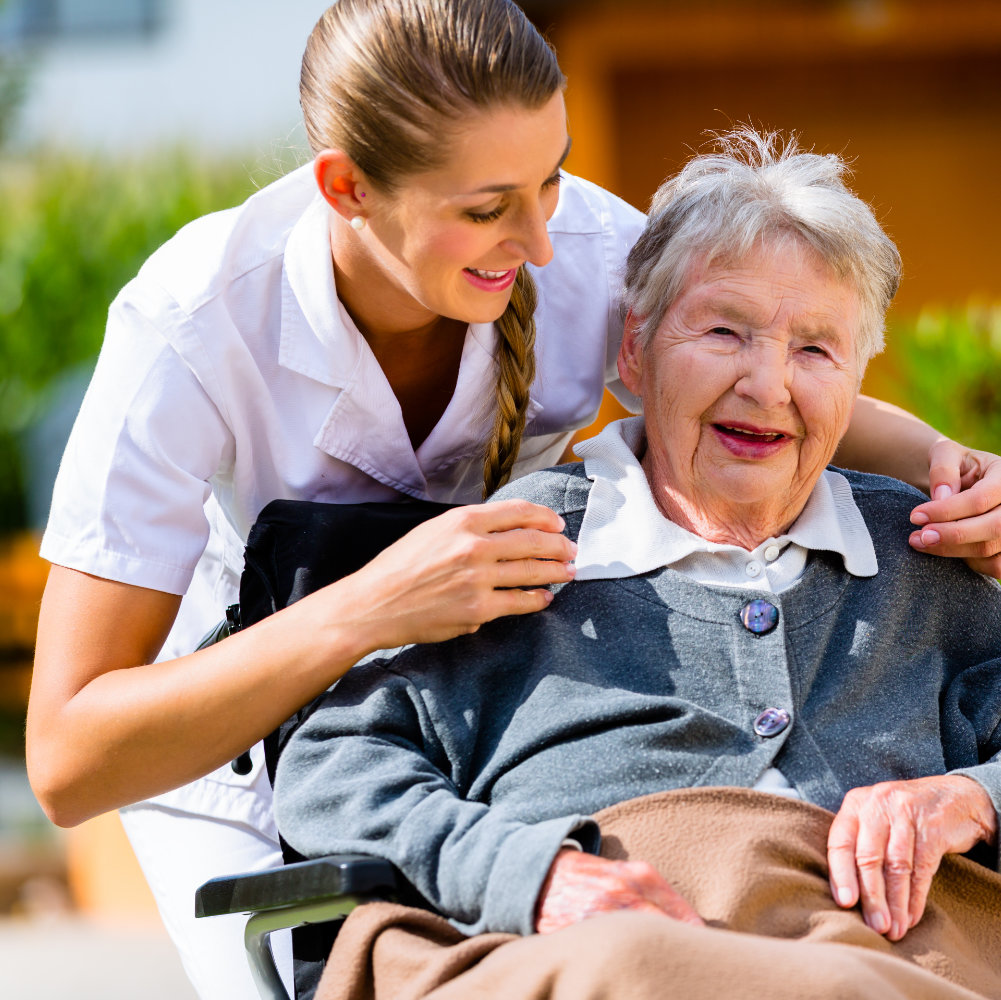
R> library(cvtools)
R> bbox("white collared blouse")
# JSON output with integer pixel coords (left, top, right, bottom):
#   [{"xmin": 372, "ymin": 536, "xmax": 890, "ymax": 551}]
[{"xmin": 40, "ymin": 164, "xmax": 644, "ymax": 822}]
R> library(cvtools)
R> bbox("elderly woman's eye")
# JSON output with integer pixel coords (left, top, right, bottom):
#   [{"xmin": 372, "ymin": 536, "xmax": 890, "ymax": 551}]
[
  {"xmin": 801, "ymin": 344, "xmax": 830, "ymax": 357},
  {"xmin": 710, "ymin": 326, "xmax": 738, "ymax": 337}
]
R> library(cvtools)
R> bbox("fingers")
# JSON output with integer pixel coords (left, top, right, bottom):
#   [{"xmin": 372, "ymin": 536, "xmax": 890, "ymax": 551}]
[
  {"xmin": 854, "ymin": 812, "xmax": 931, "ymax": 940},
  {"xmin": 853, "ymin": 820, "xmax": 891, "ymax": 936},
  {"xmin": 909, "ymin": 444, "xmax": 1001, "ymax": 574},
  {"xmin": 908, "ymin": 507, "xmax": 1001, "ymax": 576},
  {"xmin": 535, "ymin": 851, "xmax": 702, "ymax": 934},
  {"xmin": 910, "ymin": 480, "xmax": 999, "ymax": 527},
  {"xmin": 441, "ymin": 502, "xmax": 578, "ymax": 568},
  {"xmin": 829, "ymin": 790, "xmax": 897, "ymax": 937},
  {"xmin": 881, "ymin": 817, "xmax": 916, "ymax": 940},
  {"xmin": 908, "ymin": 839, "xmax": 940, "ymax": 932},
  {"xmin": 827, "ymin": 808, "xmax": 861, "ymax": 910},
  {"xmin": 828, "ymin": 777, "xmax": 994, "ymax": 941},
  {"xmin": 924, "ymin": 438, "xmax": 966, "ymax": 503},
  {"xmin": 469, "ymin": 498, "xmax": 569, "ymax": 535},
  {"xmin": 486, "ymin": 528, "xmax": 578, "ymax": 567},
  {"xmin": 337, "ymin": 499, "xmax": 583, "ymax": 650},
  {"xmin": 486, "ymin": 586, "xmax": 556, "ymax": 620}
]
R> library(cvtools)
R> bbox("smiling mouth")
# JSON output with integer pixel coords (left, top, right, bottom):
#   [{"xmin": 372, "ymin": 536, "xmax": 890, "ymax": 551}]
[
  {"xmin": 465, "ymin": 267, "xmax": 516, "ymax": 279},
  {"xmin": 714, "ymin": 423, "xmax": 787, "ymax": 443}
]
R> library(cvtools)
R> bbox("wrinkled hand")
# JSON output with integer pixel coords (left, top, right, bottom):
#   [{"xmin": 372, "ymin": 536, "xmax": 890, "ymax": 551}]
[
  {"xmin": 827, "ymin": 775, "xmax": 997, "ymax": 941},
  {"xmin": 534, "ymin": 849, "xmax": 704, "ymax": 935},
  {"xmin": 337, "ymin": 500, "xmax": 576, "ymax": 651},
  {"xmin": 909, "ymin": 440, "xmax": 1001, "ymax": 576}
]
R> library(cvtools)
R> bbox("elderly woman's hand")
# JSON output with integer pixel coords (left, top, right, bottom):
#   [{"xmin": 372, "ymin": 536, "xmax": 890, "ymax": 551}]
[
  {"xmin": 827, "ymin": 775, "xmax": 997, "ymax": 941},
  {"xmin": 909, "ymin": 440, "xmax": 1001, "ymax": 577},
  {"xmin": 534, "ymin": 849, "xmax": 704, "ymax": 934}
]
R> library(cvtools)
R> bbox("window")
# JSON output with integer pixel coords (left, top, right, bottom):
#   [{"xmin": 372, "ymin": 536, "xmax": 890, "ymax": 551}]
[{"xmin": 0, "ymin": 0, "xmax": 168, "ymax": 44}]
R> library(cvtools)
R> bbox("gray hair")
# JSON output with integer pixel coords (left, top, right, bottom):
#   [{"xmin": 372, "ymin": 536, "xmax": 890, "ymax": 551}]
[{"xmin": 623, "ymin": 129, "xmax": 902, "ymax": 373}]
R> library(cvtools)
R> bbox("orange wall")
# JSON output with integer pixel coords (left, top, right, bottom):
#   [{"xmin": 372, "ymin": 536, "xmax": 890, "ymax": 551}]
[{"xmin": 549, "ymin": 0, "xmax": 1001, "ymax": 409}]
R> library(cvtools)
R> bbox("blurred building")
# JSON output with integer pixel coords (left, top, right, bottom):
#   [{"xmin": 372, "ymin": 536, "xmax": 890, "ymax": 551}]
[
  {"xmin": 526, "ymin": 0, "xmax": 1001, "ymax": 378},
  {"xmin": 5, "ymin": 0, "xmax": 999, "ymax": 328},
  {"xmin": 1, "ymin": 0, "xmax": 328, "ymax": 156}
]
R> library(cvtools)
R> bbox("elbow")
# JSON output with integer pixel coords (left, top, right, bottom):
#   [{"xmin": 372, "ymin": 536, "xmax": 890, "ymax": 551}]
[
  {"xmin": 36, "ymin": 799, "xmax": 81, "ymax": 830},
  {"xmin": 26, "ymin": 707, "xmax": 104, "ymax": 827},
  {"xmin": 26, "ymin": 749, "xmax": 94, "ymax": 829},
  {"xmin": 30, "ymin": 777, "xmax": 92, "ymax": 829}
]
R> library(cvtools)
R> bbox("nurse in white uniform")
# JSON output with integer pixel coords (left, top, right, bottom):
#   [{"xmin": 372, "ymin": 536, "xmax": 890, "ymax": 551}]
[{"xmin": 25, "ymin": 2, "xmax": 1001, "ymax": 998}]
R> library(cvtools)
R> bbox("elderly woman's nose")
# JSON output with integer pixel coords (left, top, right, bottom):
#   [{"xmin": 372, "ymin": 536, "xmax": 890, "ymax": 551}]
[{"xmin": 734, "ymin": 345, "xmax": 793, "ymax": 408}]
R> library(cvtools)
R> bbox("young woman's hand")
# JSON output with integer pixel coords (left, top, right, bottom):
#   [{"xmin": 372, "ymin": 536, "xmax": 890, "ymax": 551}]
[
  {"xmin": 331, "ymin": 499, "xmax": 577, "ymax": 651},
  {"xmin": 909, "ymin": 440, "xmax": 1001, "ymax": 576}
]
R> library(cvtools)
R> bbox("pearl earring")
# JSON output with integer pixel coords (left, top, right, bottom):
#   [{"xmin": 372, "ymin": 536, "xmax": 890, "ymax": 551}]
[{"xmin": 350, "ymin": 216, "xmax": 366, "ymax": 231}]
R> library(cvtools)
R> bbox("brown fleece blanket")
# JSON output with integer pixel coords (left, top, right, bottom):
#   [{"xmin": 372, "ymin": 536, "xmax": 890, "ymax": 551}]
[{"xmin": 315, "ymin": 788, "xmax": 1001, "ymax": 1000}]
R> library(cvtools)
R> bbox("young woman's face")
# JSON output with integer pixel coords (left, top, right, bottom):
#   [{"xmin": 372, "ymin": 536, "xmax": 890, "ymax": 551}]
[{"xmin": 359, "ymin": 90, "xmax": 570, "ymax": 326}]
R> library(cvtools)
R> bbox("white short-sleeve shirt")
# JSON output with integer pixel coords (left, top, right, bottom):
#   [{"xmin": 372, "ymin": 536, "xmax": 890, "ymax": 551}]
[
  {"xmin": 40, "ymin": 164, "xmax": 645, "ymax": 823},
  {"xmin": 39, "ymin": 166, "xmax": 645, "ymax": 1000}
]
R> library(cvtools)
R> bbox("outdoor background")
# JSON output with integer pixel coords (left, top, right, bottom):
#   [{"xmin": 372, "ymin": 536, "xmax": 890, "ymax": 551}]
[{"xmin": 0, "ymin": 1, "xmax": 999, "ymax": 997}]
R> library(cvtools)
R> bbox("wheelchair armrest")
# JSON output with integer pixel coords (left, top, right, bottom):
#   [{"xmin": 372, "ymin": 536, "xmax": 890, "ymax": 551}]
[
  {"xmin": 195, "ymin": 853, "xmax": 400, "ymax": 917},
  {"xmin": 196, "ymin": 855, "xmax": 401, "ymax": 1000}
]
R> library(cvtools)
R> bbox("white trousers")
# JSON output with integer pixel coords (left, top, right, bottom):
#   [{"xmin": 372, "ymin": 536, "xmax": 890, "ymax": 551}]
[{"xmin": 120, "ymin": 790, "xmax": 293, "ymax": 1000}]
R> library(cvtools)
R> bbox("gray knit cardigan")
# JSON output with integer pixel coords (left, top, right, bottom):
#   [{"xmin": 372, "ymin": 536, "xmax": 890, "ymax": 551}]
[{"xmin": 274, "ymin": 465, "xmax": 1001, "ymax": 938}]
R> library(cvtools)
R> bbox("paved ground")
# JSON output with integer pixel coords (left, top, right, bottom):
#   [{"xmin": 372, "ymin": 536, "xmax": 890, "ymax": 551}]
[{"xmin": 0, "ymin": 914, "xmax": 199, "ymax": 1000}]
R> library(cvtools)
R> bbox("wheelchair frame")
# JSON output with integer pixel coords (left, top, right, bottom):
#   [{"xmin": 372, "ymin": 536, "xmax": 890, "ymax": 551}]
[{"xmin": 195, "ymin": 854, "xmax": 400, "ymax": 1000}]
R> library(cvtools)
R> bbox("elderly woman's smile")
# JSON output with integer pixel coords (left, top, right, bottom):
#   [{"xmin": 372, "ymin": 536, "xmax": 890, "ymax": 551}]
[{"xmin": 619, "ymin": 237, "xmax": 861, "ymax": 550}]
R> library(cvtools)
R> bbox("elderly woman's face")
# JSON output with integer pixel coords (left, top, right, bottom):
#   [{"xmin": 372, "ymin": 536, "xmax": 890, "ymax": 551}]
[{"xmin": 619, "ymin": 238, "xmax": 861, "ymax": 541}]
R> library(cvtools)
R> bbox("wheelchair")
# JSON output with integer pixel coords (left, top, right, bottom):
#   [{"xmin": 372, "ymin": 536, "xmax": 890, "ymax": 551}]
[{"xmin": 194, "ymin": 497, "xmax": 457, "ymax": 1000}]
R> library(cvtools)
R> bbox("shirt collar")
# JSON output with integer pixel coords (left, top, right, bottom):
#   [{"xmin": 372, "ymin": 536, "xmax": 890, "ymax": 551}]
[{"xmin": 572, "ymin": 416, "xmax": 878, "ymax": 581}]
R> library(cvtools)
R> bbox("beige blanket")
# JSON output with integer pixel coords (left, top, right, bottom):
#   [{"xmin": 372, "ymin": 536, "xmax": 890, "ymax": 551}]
[{"xmin": 315, "ymin": 788, "xmax": 1001, "ymax": 1000}]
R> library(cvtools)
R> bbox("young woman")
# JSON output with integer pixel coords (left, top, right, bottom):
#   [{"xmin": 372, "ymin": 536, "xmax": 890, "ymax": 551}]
[{"xmin": 26, "ymin": 2, "xmax": 1001, "ymax": 997}]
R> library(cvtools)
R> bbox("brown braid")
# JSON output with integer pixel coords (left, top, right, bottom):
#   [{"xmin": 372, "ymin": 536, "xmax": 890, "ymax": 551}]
[{"xmin": 482, "ymin": 266, "xmax": 538, "ymax": 498}]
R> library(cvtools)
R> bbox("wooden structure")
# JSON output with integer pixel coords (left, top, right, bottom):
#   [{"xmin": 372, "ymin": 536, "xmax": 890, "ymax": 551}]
[{"xmin": 526, "ymin": 0, "xmax": 1001, "ymax": 409}]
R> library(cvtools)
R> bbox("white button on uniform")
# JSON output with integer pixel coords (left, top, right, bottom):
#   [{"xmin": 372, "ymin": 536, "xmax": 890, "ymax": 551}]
[
  {"xmin": 746, "ymin": 561, "xmax": 762, "ymax": 578},
  {"xmin": 764, "ymin": 544, "xmax": 780, "ymax": 562}
]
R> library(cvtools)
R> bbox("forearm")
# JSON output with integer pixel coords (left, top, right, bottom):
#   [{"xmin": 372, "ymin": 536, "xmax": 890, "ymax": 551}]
[
  {"xmin": 275, "ymin": 670, "xmax": 599, "ymax": 935},
  {"xmin": 836, "ymin": 394, "xmax": 945, "ymax": 492},
  {"xmin": 27, "ymin": 577, "xmax": 375, "ymax": 826},
  {"xmin": 28, "ymin": 502, "xmax": 577, "ymax": 825}
]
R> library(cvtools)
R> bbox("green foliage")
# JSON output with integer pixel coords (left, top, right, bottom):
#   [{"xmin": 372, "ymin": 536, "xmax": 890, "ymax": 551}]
[
  {"xmin": 0, "ymin": 52, "xmax": 28, "ymax": 150},
  {"xmin": 0, "ymin": 0, "xmax": 30, "ymax": 151},
  {"xmin": 889, "ymin": 304, "xmax": 1001, "ymax": 454},
  {"xmin": 0, "ymin": 152, "xmax": 269, "ymax": 533}
]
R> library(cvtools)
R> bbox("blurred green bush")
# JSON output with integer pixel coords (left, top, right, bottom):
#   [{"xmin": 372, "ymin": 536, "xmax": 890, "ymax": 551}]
[
  {"xmin": 0, "ymin": 152, "xmax": 272, "ymax": 533},
  {"xmin": 889, "ymin": 303, "xmax": 1001, "ymax": 455}
]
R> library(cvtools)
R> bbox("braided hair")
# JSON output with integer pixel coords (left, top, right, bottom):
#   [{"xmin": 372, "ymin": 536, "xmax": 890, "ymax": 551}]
[{"xmin": 483, "ymin": 266, "xmax": 538, "ymax": 497}]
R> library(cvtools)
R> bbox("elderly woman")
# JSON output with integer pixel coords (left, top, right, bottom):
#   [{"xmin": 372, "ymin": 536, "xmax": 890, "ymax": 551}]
[{"xmin": 274, "ymin": 131, "xmax": 1001, "ymax": 1000}]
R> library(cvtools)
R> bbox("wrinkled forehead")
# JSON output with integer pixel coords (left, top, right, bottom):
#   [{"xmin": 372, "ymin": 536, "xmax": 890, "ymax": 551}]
[
  {"xmin": 681, "ymin": 236, "xmax": 860, "ymax": 318},
  {"xmin": 692, "ymin": 230, "xmax": 848, "ymax": 288},
  {"xmin": 670, "ymin": 237, "xmax": 863, "ymax": 344}
]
